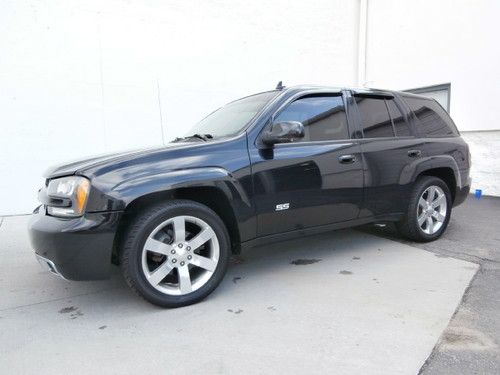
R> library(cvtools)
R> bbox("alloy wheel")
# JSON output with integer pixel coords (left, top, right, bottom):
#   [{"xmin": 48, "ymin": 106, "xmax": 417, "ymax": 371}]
[
  {"xmin": 417, "ymin": 185, "xmax": 447, "ymax": 235},
  {"xmin": 141, "ymin": 215, "xmax": 220, "ymax": 295}
]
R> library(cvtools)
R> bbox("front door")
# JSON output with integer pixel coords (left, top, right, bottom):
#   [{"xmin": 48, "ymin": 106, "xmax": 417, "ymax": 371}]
[{"xmin": 249, "ymin": 93, "xmax": 364, "ymax": 237}]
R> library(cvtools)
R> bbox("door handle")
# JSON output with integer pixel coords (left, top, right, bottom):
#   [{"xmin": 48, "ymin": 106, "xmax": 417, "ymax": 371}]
[
  {"xmin": 338, "ymin": 154, "xmax": 356, "ymax": 164},
  {"xmin": 408, "ymin": 150, "xmax": 422, "ymax": 158}
]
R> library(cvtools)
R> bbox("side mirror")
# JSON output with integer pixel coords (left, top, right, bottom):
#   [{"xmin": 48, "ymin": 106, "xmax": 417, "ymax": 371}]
[{"xmin": 261, "ymin": 121, "xmax": 305, "ymax": 146}]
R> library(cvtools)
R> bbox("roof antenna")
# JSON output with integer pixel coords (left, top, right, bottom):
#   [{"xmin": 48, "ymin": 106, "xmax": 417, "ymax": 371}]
[{"xmin": 276, "ymin": 81, "xmax": 284, "ymax": 90}]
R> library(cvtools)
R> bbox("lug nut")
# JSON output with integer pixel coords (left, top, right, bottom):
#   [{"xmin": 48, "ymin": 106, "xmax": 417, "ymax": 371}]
[
  {"xmin": 171, "ymin": 250, "xmax": 176, "ymax": 254},
  {"xmin": 186, "ymin": 246, "xmax": 191, "ymax": 251},
  {"xmin": 172, "ymin": 259, "xmax": 177, "ymax": 263},
  {"xmin": 180, "ymin": 261, "xmax": 185, "ymax": 266},
  {"xmin": 187, "ymin": 255, "xmax": 192, "ymax": 260},
  {"xmin": 178, "ymin": 243, "xmax": 183, "ymax": 248}
]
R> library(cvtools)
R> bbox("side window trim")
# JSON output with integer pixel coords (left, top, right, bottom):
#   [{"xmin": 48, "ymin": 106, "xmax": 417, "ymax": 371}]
[
  {"xmin": 401, "ymin": 95, "xmax": 426, "ymax": 137},
  {"xmin": 386, "ymin": 97, "xmax": 415, "ymax": 138},
  {"xmin": 342, "ymin": 90, "xmax": 361, "ymax": 139},
  {"xmin": 268, "ymin": 92, "xmax": 352, "ymax": 143},
  {"xmin": 270, "ymin": 92, "xmax": 343, "ymax": 122},
  {"xmin": 393, "ymin": 94, "xmax": 418, "ymax": 137},
  {"xmin": 383, "ymin": 99, "xmax": 397, "ymax": 137}
]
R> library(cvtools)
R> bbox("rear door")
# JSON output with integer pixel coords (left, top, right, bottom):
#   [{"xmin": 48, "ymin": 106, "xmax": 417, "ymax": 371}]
[
  {"xmin": 350, "ymin": 91, "xmax": 426, "ymax": 217},
  {"xmin": 401, "ymin": 95, "xmax": 468, "ymax": 189},
  {"xmin": 249, "ymin": 92, "xmax": 364, "ymax": 236}
]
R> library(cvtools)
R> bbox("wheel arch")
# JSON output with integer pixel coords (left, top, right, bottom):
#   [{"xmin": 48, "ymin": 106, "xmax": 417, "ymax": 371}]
[
  {"xmin": 418, "ymin": 167, "xmax": 457, "ymax": 202},
  {"xmin": 111, "ymin": 168, "xmax": 250, "ymax": 264},
  {"xmin": 400, "ymin": 155, "xmax": 461, "ymax": 201}
]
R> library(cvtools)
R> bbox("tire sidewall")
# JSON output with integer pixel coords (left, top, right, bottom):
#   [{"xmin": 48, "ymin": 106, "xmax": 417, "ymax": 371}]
[{"xmin": 123, "ymin": 201, "xmax": 230, "ymax": 307}]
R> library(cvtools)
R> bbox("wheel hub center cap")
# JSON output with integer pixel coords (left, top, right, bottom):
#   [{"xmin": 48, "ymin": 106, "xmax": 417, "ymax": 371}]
[{"xmin": 170, "ymin": 242, "xmax": 191, "ymax": 267}]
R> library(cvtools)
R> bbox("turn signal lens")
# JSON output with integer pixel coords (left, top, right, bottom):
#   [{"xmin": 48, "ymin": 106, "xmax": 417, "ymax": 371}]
[
  {"xmin": 75, "ymin": 178, "xmax": 90, "ymax": 214},
  {"xmin": 46, "ymin": 176, "xmax": 91, "ymax": 217}
]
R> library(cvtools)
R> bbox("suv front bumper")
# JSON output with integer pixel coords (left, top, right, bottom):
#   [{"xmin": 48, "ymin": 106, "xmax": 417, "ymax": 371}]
[{"xmin": 28, "ymin": 207, "xmax": 122, "ymax": 280}]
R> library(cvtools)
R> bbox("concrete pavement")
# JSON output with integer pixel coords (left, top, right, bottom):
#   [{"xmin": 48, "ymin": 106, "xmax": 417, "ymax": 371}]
[
  {"xmin": 0, "ymin": 215, "xmax": 478, "ymax": 374},
  {"xmin": 364, "ymin": 195, "xmax": 500, "ymax": 374}
]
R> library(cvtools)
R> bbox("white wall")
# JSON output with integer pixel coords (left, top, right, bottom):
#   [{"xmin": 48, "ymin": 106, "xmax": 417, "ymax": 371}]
[
  {"xmin": 364, "ymin": 0, "xmax": 500, "ymax": 132},
  {"xmin": 0, "ymin": 0, "xmax": 360, "ymax": 215},
  {"xmin": 363, "ymin": 0, "xmax": 500, "ymax": 196},
  {"xmin": 2, "ymin": 0, "xmax": 498, "ymax": 216},
  {"xmin": 461, "ymin": 131, "xmax": 500, "ymax": 197}
]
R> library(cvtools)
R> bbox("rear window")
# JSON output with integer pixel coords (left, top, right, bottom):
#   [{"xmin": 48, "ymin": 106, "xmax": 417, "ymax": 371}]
[{"xmin": 403, "ymin": 97, "xmax": 458, "ymax": 137}]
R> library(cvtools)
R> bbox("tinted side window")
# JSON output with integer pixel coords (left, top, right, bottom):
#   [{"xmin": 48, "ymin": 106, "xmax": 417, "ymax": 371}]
[
  {"xmin": 403, "ymin": 97, "xmax": 458, "ymax": 137},
  {"xmin": 386, "ymin": 99, "xmax": 411, "ymax": 137},
  {"xmin": 355, "ymin": 97, "xmax": 394, "ymax": 138},
  {"xmin": 275, "ymin": 95, "xmax": 349, "ymax": 141}
]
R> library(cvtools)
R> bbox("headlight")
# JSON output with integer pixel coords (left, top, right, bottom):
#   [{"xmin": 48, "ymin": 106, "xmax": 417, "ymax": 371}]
[{"xmin": 46, "ymin": 176, "xmax": 90, "ymax": 217}]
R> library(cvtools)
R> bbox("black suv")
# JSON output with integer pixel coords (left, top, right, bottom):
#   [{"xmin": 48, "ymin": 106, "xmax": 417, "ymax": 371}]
[{"xmin": 29, "ymin": 85, "xmax": 471, "ymax": 307}]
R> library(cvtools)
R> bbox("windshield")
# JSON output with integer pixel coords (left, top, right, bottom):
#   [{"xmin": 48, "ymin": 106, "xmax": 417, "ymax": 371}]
[{"xmin": 185, "ymin": 91, "xmax": 278, "ymax": 138}]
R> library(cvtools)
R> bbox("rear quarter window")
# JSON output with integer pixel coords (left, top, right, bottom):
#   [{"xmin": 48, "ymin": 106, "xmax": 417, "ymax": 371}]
[{"xmin": 403, "ymin": 96, "xmax": 458, "ymax": 137}]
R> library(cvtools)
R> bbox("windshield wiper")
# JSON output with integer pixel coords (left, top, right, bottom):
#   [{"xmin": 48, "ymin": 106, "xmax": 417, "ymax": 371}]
[
  {"xmin": 172, "ymin": 134, "xmax": 214, "ymax": 143},
  {"xmin": 191, "ymin": 133, "xmax": 213, "ymax": 141}
]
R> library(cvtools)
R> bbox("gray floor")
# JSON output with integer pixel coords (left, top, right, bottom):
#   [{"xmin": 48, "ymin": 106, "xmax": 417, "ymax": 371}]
[
  {"xmin": 0, "ymin": 196, "xmax": 497, "ymax": 374},
  {"xmin": 363, "ymin": 195, "xmax": 500, "ymax": 374}
]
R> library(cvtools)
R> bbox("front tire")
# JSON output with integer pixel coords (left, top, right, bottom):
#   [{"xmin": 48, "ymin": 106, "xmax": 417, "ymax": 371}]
[
  {"xmin": 120, "ymin": 200, "xmax": 230, "ymax": 307},
  {"xmin": 397, "ymin": 176, "xmax": 452, "ymax": 242}
]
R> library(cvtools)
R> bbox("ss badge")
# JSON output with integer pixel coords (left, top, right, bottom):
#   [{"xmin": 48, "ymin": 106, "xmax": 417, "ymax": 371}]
[{"xmin": 275, "ymin": 203, "xmax": 290, "ymax": 211}]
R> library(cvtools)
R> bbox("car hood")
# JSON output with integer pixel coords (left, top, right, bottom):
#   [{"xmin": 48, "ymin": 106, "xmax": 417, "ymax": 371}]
[{"xmin": 43, "ymin": 143, "xmax": 193, "ymax": 179}]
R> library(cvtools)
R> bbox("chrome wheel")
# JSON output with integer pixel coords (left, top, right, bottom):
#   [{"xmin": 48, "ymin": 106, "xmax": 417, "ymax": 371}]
[
  {"xmin": 141, "ymin": 215, "xmax": 220, "ymax": 296},
  {"xmin": 417, "ymin": 185, "xmax": 447, "ymax": 235}
]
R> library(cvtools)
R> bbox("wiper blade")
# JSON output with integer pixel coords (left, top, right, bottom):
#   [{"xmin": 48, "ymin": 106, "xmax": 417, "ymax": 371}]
[
  {"xmin": 191, "ymin": 133, "xmax": 213, "ymax": 141},
  {"xmin": 172, "ymin": 134, "xmax": 214, "ymax": 142}
]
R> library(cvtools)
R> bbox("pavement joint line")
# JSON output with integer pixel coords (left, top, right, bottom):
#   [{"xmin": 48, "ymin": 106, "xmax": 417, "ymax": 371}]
[
  {"xmin": 421, "ymin": 246, "xmax": 498, "ymax": 265},
  {"xmin": 0, "ymin": 286, "xmax": 122, "ymax": 312},
  {"xmin": 417, "ymin": 248, "xmax": 481, "ymax": 266},
  {"xmin": 0, "ymin": 213, "xmax": 31, "ymax": 218},
  {"xmin": 417, "ymin": 266, "xmax": 481, "ymax": 374},
  {"xmin": 358, "ymin": 228, "xmax": 498, "ymax": 266},
  {"xmin": 446, "ymin": 251, "xmax": 498, "ymax": 265}
]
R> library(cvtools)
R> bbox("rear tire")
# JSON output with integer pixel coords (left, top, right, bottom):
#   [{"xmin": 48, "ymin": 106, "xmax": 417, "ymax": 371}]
[
  {"xmin": 397, "ymin": 176, "xmax": 452, "ymax": 242},
  {"xmin": 120, "ymin": 200, "xmax": 230, "ymax": 307}
]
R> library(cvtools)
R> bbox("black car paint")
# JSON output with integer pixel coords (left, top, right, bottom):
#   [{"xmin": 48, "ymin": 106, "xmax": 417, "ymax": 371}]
[
  {"xmin": 28, "ymin": 86, "xmax": 471, "ymax": 280},
  {"xmin": 29, "ymin": 209, "xmax": 119, "ymax": 280}
]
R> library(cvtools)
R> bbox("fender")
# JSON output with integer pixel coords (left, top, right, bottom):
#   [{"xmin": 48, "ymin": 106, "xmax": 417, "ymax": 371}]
[
  {"xmin": 87, "ymin": 166, "xmax": 254, "ymax": 241},
  {"xmin": 91, "ymin": 166, "xmax": 251, "ymax": 210},
  {"xmin": 399, "ymin": 155, "xmax": 462, "ymax": 188}
]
